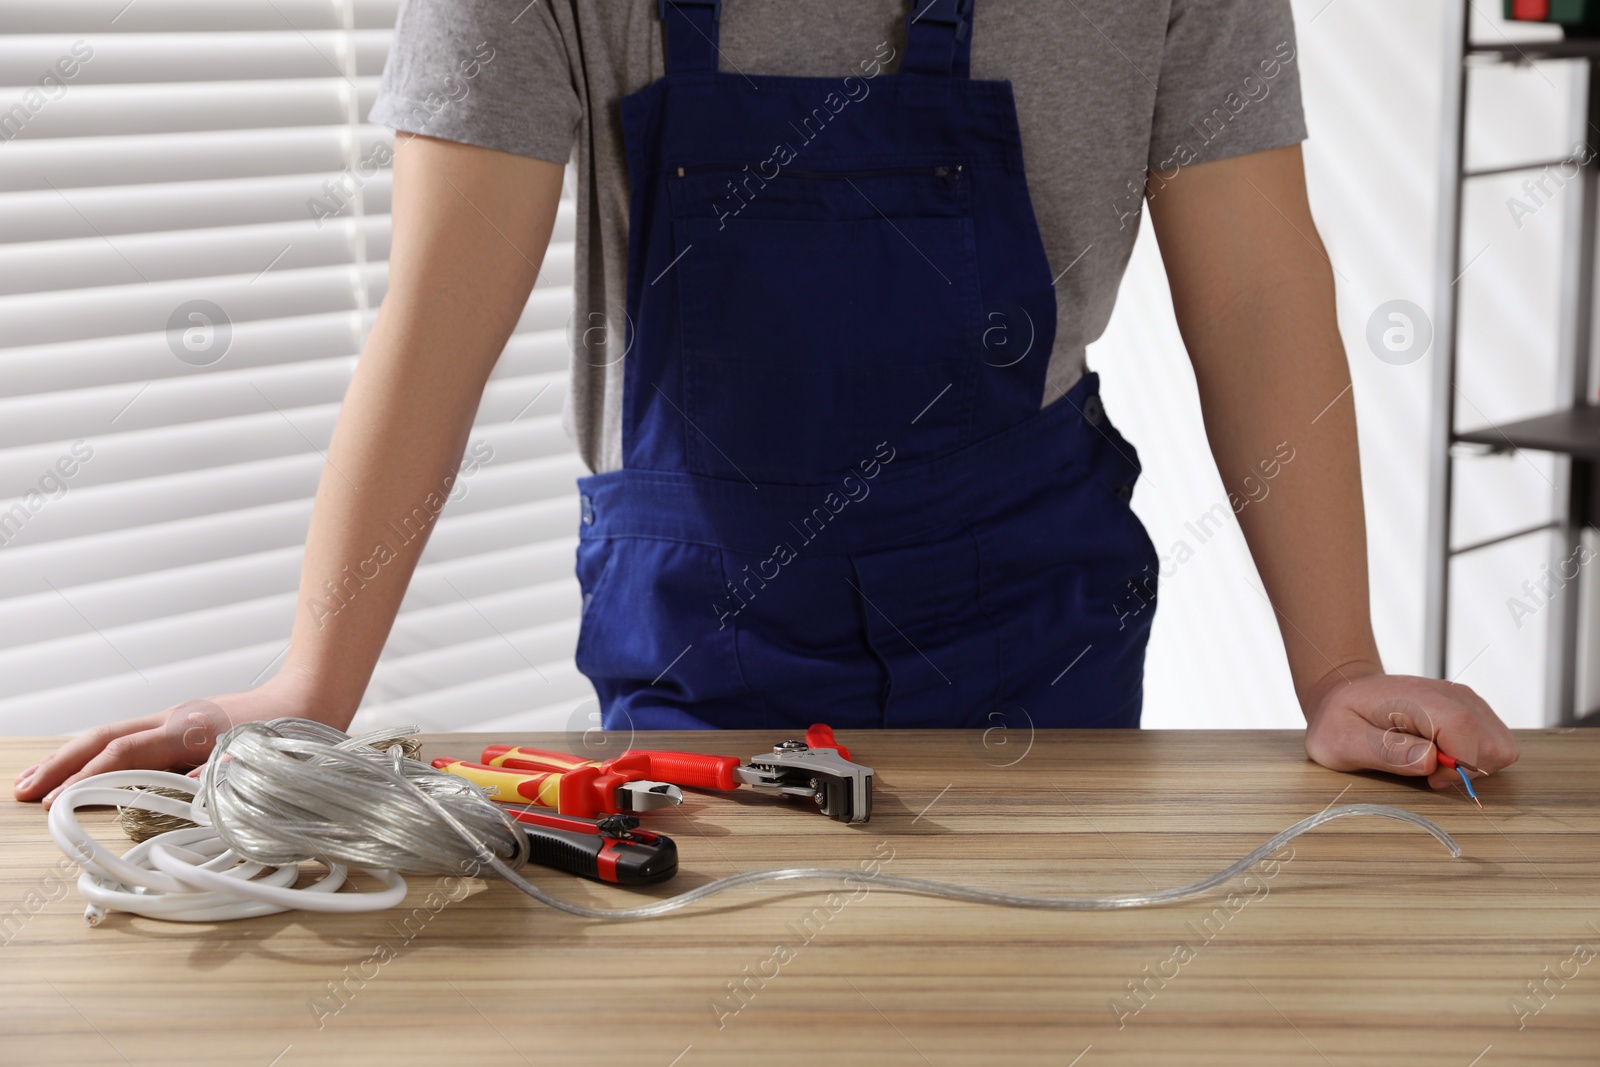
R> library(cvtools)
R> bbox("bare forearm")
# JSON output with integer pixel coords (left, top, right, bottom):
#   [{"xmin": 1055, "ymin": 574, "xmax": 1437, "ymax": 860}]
[
  {"xmin": 1192, "ymin": 268, "xmax": 1379, "ymax": 707},
  {"xmin": 279, "ymin": 310, "xmax": 490, "ymax": 719},
  {"xmin": 281, "ymin": 135, "xmax": 566, "ymax": 723},
  {"xmin": 1143, "ymin": 144, "xmax": 1518, "ymax": 782},
  {"xmin": 1149, "ymin": 145, "xmax": 1380, "ymax": 712}
]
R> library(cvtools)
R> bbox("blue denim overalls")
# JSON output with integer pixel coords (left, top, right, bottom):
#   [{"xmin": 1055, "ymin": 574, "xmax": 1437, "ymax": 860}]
[{"xmin": 573, "ymin": 0, "xmax": 1159, "ymax": 730}]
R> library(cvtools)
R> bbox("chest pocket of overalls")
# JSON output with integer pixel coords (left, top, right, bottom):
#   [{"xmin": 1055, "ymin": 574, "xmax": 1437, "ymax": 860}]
[{"xmin": 667, "ymin": 160, "xmax": 984, "ymax": 484}]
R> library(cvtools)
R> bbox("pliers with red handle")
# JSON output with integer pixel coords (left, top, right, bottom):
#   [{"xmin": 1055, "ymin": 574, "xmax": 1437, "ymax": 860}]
[{"xmin": 483, "ymin": 723, "xmax": 874, "ymax": 823}]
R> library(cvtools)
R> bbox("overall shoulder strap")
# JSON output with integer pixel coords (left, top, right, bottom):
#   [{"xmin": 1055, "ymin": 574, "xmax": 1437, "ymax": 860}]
[
  {"xmin": 659, "ymin": 0, "xmax": 721, "ymax": 75},
  {"xmin": 902, "ymin": 0, "xmax": 974, "ymax": 78}
]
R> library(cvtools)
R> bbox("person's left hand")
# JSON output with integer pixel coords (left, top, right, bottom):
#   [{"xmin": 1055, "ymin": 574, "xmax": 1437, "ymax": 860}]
[{"xmin": 1301, "ymin": 662, "xmax": 1520, "ymax": 790}]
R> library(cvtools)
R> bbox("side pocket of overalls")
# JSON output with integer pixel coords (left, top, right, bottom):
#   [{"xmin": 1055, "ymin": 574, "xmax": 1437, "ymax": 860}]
[
  {"xmin": 572, "ymin": 535, "xmax": 744, "ymax": 710},
  {"xmin": 573, "ymin": 536, "xmax": 619, "ymax": 678}
]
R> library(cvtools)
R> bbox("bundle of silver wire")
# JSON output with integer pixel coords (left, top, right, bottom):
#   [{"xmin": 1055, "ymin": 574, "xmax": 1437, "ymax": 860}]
[
  {"xmin": 165, "ymin": 717, "xmax": 1464, "ymax": 923},
  {"xmin": 117, "ymin": 734, "xmax": 420, "ymax": 843},
  {"xmin": 196, "ymin": 719, "xmax": 528, "ymax": 873}
]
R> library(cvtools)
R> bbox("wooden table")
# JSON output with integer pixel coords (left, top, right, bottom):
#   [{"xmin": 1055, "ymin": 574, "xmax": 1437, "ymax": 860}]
[{"xmin": 1, "ymin": 729, "xmax": 1596, "ymax": 1067}]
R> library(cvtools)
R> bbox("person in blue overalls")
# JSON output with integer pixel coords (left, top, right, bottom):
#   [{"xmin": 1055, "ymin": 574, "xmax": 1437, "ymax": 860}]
[{"xmin": 18, "ymin": 0, "xmax": 1520, "ymax": 807}]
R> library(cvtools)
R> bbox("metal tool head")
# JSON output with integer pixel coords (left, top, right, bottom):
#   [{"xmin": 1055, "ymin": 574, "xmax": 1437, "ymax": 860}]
[
  {"xmin": 617, "ymin": 779, "xmax": 684, "ymax": 811},
  {"xmin": 743, "ymin": 741, "xmax": 873, "ymax": 823}
]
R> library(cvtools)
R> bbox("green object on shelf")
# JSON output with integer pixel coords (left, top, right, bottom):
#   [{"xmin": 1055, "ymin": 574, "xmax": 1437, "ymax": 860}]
[{"xmin": 1505, "ymin": 0, "xmax": 1600, "ymax": 27}]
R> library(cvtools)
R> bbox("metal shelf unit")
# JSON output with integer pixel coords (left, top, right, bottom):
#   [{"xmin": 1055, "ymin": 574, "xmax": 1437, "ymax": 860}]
[{"xmin": 1428, "ymin": 5, "xmax": 1600, "ymax": 726}]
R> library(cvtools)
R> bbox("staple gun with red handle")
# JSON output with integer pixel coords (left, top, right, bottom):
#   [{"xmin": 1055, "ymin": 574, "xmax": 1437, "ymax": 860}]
[{"xmin": 510, "ymin": 808, "xmax": 677, "ymax": 885}]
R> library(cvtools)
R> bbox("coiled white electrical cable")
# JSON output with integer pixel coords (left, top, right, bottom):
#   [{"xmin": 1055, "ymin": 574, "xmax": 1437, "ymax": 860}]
[{"xmin": 48, "ymin": 718, "xmax": 1463, "ymax": 925}]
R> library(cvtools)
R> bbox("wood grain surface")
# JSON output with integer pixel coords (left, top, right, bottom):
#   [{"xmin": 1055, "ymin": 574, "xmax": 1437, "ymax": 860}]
[{"xmin": 1, "ymin": 728, "xmax": 1597, "ymax": 1067}]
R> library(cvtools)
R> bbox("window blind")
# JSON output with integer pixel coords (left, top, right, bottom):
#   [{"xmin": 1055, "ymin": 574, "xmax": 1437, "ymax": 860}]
[{"xmin": 0, "ymin": 0, "xmax": 596, "ymax": 738}]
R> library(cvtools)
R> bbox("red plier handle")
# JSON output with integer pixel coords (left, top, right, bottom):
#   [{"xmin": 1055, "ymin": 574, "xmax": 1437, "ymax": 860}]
[
  {"xmin": 805, "ymin": 723, "xmax": 850, "ymax": 761},
  {"xmin": 484, "ymin": 744, "xmax": 742, "ymax": 792}
]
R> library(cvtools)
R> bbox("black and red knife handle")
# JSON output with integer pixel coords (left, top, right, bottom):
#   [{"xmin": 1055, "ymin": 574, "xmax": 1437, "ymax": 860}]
[{"xmin": 507, "ymin": 807, "xmax": 677, "ymax": 885}]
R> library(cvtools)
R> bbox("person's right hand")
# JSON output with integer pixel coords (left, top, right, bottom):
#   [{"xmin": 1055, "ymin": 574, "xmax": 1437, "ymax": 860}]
[
  {"xmin": 1301, "ymin": 665, "xmax": 1520, "ymax": 790},
  {"xmin": 12, "ymin": 674, "xmax": 335, "ymax": 809}
]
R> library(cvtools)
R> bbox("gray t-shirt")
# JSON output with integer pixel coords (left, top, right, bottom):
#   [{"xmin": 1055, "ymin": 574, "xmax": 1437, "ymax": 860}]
[{"xmin": 370, "ymin": 0, "xmax": 1307, "ymax": 475}]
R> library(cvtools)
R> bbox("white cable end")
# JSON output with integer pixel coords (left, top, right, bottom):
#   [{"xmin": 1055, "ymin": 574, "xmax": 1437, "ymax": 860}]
[{"xmin": 84, "ymin": 903, "xmax": 106, "ymax": 927}]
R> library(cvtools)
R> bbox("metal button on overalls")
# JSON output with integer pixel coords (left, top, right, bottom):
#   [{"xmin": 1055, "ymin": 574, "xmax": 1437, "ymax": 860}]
[{"xmin": 572, "ymin": 0, "xmax": 1159, "ymax": 731}]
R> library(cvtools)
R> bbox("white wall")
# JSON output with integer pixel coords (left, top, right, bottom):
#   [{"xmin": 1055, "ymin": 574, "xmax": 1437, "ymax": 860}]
[{"xmin": 1099, "ymin": 0, "xmax": 1596, "ymax": 729}]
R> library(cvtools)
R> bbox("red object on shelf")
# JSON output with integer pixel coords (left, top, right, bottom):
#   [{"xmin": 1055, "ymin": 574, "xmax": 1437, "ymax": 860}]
[{"xmin": 1511, "ymin": 0, "xmax": 1550, "ymax": 18}]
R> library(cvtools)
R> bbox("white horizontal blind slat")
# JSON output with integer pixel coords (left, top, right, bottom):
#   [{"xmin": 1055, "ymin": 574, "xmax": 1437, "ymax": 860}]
[
  {"xmin": 0, "ymin": 4, "xmax": 592, "ymax": 735},
  {"xmin": 0, "ymin": 31, "xmax": 393, "ymax": 84},
  {"xmin": 0, "ymin": 1, "xmax": 402, "ymax": 34},
  {"xmin": 0, "ymin": 172, "xmax": 398, "ymax": 245},
  {"xmin": 0, "ymin": 216, "xmax": 395, "ymax": 295},
  {"xmin": 0, "ymin": 126, "xmax": 395, "ymax": 192},
  {"xmin": 3, "ymin": 78, "xmax": 386, "ymax": 140}
]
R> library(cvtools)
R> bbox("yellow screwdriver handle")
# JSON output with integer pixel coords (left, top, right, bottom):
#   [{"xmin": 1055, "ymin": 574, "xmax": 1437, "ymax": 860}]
[{"xmin": 433, "ymin": 758, "xmax": 562, "ymax": 807}]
